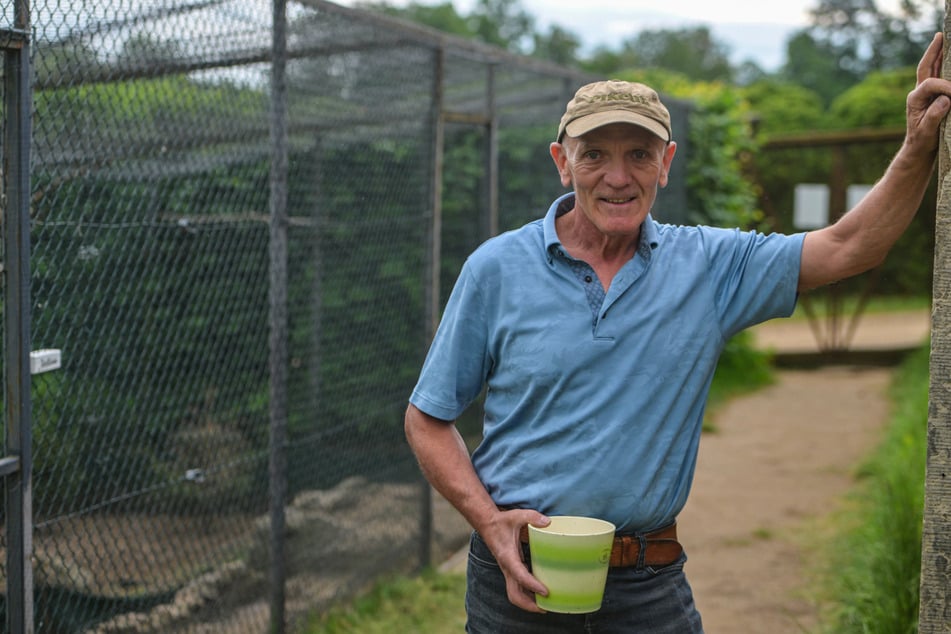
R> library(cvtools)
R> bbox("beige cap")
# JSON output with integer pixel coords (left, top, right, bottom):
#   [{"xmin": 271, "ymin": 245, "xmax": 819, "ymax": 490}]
[{"xmin": 557, "ymin": 80, "xmax": 672, "ymax": 143}]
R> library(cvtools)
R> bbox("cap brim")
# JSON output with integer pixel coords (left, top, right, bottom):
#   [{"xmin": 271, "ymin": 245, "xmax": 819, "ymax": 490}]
[{"xmin": 564, "ymin": 110, "xmax": 670, "ymax": 142}]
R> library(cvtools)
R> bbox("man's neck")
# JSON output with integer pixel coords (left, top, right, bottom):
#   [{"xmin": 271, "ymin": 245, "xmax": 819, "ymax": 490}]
[{"xmin": 555, "ymin": 209, "xmax": 640, "ymax": 290}]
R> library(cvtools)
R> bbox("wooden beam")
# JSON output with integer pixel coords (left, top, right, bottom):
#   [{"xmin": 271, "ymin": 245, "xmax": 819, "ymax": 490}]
[
  {"xmin": 918, "ymin": 6, "xmax": 951, "ymax": 631},
  {"xmin": 763, "ymin": 127, "xmax": 905, "ymax": 150}
]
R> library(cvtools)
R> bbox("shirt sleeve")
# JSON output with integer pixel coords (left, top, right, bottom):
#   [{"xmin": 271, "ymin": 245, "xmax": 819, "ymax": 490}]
[
  {"xmin": 701, "ymin": 228, "xmax": 806, "ymax": 338},
  {"xmin": 409, "ymin": 260, "xmax": 491, "ymax": 422}
]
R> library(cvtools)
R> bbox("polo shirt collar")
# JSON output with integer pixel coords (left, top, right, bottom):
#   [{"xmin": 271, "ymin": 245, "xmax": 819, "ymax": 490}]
[{"xmin": 543, "ymin": 192, "xmax": 660, "ymax": 259}]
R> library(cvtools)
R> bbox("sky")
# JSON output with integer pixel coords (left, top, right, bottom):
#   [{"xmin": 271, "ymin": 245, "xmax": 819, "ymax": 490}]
[
  {"xmin": 339, "ymin": 0, "xmax": 915, "ymax": 71},
  {"xmin": 511, "ymin": 1, "xmax": 812, "ymax": 70}
]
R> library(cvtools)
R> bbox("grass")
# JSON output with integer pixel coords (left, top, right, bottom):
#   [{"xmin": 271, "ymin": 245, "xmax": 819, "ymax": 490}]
[
  {"xmin": 709, "ymin": 330, "xmax": 775, "ymax": 405},
  {"xmin": 301, "ymin": 570, "xmax": 467, "ymax": 634},
  {"xmin": 813, "ymin": 344, "xmax": 929, "ymax": 634}
]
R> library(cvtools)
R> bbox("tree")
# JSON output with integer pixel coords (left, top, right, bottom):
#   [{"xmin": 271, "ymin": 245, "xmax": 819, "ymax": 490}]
[
  {"xmin": 782, "ymin": 30, "xmax": 864, "ymax": 105},
  {"xmin": 802, "ymin": 0, "xmax": 942, "ymax": 78},
  {"xmin": 733, "ymin": 60, "xmax": 769, "ymax": 87},
  {"xmin": 360, "ymin": 0, "xmax": 583, "ymax": 67},
  {"xmin": 741, "ymin": 80, "xmax": 826, "ymax": 136},
  {"xmin": 33, "ymin": 41, "xmax": 102, "ymax": 89},
  {"xmin": 532, "ymin": 24, "xmax": 581, "ymax": 66},
  {"xmin": 581, "ymin": 46, "xmax": 624, "ymax": 76},
  {"xmin": 828, "ymin": 66, "xmax": 915, "ymax": 128},
  {"xmin": 616, "ymin": 27, "xmax": 734, "ymax": 83},
  {"xmin": 359, "ymin": 1, "xmax": 473, "ymax": 38},
  {"xmin": 466, "ymin": 0, "xmax": 535, "ymax": 53}
]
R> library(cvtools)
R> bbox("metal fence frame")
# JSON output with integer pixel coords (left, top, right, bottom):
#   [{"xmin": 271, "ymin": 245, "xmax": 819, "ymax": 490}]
[
  {"xmin": 0, "ymin": 1, "xmax": 690, "ymax": 631},
  {"xmin": 2, "ymin": 0, "xmax": 35, "ymax": 630}
]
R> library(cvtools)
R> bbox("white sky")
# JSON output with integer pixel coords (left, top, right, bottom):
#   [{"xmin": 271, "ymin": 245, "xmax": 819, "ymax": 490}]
[
  {"xmin": 512, "ymin": 0, "xmax": 817, "ymax": 68},
  {"xmin": 340, "ymin": 0, "xmax": 921, "ymax": 70}
]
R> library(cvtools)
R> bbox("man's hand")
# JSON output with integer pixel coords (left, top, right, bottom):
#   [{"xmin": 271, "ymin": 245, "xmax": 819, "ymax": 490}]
[
  {"xmin": 477, "ymin": 508, "xmax": 551, "ymax": 613},
  {"xmin": 904, "ymin": 32, "xmax": 951, "ymax": 160},
  {"xmin": 403, "ymin": 405, "xmax": 552, "ymax": 611}
]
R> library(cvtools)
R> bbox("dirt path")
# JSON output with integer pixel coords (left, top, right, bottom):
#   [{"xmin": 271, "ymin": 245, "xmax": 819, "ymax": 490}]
[
  {"xmin": 679, "ymin": 365, "xmax": 893, "ymax": 632},
  {"xmin": 677, "ymin": 309, "xmax": 929, "ymax": 632}
]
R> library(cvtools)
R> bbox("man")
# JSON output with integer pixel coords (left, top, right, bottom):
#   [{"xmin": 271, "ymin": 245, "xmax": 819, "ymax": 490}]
[{"xmin": 405, "ymin": 33, "xmax": 951, "ymax": 633}]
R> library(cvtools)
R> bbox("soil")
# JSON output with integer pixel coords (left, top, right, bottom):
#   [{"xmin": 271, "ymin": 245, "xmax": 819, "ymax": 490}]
[
  {"xmin": 441, "ymin": 308, "xmax": 932, "ymax": 633},
  {"xmin": 658, "ymin": 308, "xmax": 929, "ymax": 633},
  {"xmin": 677, "ymin": 308, "xmax": 929, "ymax": 633},
  {"xmin": 680, "ymin": 365, "xmax": 893, "ymax": 632}
]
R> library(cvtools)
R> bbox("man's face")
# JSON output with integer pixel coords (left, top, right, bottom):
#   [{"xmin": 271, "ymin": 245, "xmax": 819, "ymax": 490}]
[{"xmin": 550, "ymin": 123, "xmax": 676, "ymax": 240}]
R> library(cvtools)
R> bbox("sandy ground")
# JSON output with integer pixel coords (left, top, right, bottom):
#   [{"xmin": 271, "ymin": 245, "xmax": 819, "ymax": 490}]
[
  {"xmin": 441, "ymin": 308, "xmax": 932, "ymax": 633},
  {"xmin": 680, "ymin": 365, "xmax": 893, "ymax": 632},
  {"xmin": 679, "ymin": 308, "xmax": 929, "ymax": 633}
]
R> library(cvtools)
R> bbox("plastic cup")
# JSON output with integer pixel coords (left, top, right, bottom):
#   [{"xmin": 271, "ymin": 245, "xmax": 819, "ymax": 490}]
[{"xmin": 528, "ymin": 515, "xmax": 616, "ymax": 613}]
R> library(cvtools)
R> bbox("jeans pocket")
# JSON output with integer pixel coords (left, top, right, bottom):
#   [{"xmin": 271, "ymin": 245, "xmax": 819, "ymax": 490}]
[{"xmin": 467, "ymin": 531, "xmax": 502, "ymax": 571}]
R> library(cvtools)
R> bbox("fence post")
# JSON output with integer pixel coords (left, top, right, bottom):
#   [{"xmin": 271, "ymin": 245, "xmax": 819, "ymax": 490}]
[
  {"xmin": 2, "ymin": 1, "xmax": 33, "ymax": 630},
  {"xmin": 268, "ymin": 0, "xmax": 290, "ymax": 630},
  {"xmin": 919, "ymin": 8, "xmax": 951, "ymax": 632},
  {"xmin": 484, "ymin": 63, "xmax": 499, "ymax": 241},
  {"xmin": 418, "ymin": 47, "xmax": 445, "ymax": 572}
]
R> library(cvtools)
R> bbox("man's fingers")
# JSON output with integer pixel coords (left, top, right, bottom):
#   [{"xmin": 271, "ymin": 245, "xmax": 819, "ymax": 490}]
[
  {"xmin": 927, "ymin": 94, "xmax": 951, "ymax": 126},
  {"xmin": 918, "ymin": 32, "xmax": 944, "ymax": 84},
  {"xmin": 506, "ymin": 579, "xmax": 547, "ymax": 613}
]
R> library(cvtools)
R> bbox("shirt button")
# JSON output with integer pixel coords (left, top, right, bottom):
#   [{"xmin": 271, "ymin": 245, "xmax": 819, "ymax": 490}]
[{"xmin": 584, "ymin": 275, "xmax": 592, "ymax": 283}]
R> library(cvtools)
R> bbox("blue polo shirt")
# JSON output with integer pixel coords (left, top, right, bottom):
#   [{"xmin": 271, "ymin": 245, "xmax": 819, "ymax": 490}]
[{"xmin": 410, "ymin": 193, "xmax": 804, "ymax": 533}]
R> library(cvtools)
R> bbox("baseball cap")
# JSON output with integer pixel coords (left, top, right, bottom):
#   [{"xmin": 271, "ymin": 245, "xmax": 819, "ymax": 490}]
[{"xmin": 557, "ymin": 80, "xmax": 672, "ymax": 143}]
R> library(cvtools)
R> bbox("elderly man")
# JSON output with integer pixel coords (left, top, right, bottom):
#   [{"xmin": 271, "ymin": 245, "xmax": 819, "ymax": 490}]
[{"xmin": 405, "ymin": 33, "xmax": 951, "ymax": 633}]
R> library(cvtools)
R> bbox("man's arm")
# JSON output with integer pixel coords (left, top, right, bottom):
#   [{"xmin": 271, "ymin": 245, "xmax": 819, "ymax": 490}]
[
  {"xmin": 403, "ymin": 403, "xmax": 550, "ymax": 612},
  {"xmin": 799, "ymin": 33, "xmax": 951, "ymax": 292}
]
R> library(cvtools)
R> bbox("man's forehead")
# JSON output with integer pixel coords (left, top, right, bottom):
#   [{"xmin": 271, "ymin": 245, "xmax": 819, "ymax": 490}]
[{"xmin": 570, "ymin": 123, "xmax": 666, "ymax": 146}]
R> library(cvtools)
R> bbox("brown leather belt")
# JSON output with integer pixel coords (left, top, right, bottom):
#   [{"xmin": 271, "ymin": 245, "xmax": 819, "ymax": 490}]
[{"xmin": 519, "ymin": 522, "xmax": 683, "ymax": 568}]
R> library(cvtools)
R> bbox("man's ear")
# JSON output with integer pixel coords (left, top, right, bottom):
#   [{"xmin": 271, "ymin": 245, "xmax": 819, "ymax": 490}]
[
  {"xmin": 550, "ymin": 142, "xmax": 572, "ymax": 188},
  {"xmin": 658, "ymin": 141, "xmax": 677, "ymax": 189}
]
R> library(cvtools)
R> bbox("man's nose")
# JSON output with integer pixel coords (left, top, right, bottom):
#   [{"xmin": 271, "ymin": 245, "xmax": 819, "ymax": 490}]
[{"xmin": 602, "ymin": 159, "xmax": 631, "ymax": 187}]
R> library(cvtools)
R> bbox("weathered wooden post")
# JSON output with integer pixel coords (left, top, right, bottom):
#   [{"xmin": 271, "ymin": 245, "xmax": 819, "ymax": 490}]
[{"xmin": 919, "ymin": 6, "xmax": 951, "ymax": 631}]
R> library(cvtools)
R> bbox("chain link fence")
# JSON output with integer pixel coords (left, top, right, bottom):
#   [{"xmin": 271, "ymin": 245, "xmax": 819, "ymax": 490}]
[{"xmin": 0, "ymin": 0, "xmax": 688, "ymax": 631}]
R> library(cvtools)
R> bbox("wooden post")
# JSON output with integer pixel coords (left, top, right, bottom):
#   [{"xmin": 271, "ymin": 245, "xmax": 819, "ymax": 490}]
[{"xmin": 919, "ymin": 7, "xmax": 951, "ymax": 631}]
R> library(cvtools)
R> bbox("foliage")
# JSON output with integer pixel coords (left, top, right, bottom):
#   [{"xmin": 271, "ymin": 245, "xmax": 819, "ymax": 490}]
[
  {"xmin": 359, "ymin": 0, "xmax": 534, "ymax": 54},
  {"xmin": 30, "ymin": 74, "xmax": 275, "ymax": 516},
  {"xmin": 704, "ymin": 331, "xmax": 775, "ymax": 432},
  {"xmin": 466, "ymin": 0, "xmax": 535, "ymax": 53},
  {"xmin": 817, "ymin": 344, "xmax": 928, "ymax": 634},
  {"xmin": 745, "ymin": 62, "xmax": 935, "ymax": 296},
  {"xmin": 808, "ymin": 0, "xmax": 941, "ymax": 72},
  {"xmin": 828, "ymin": 66, "xmax": 915, "ymax": 128},
  {"xmin": 361, "ymin": 0, "xmax": 941, "ymax": 97},
  {"xmin": 741, "ymin": 80, "xmax": 827, "ymax": 137},
  {"xmin": 781, "ymin": 0, "xmax": 941, "ymax": 104},
  {"xmin": 531, "ymin": 24, "xmax": 582, "ymax": 67},
  {"xmin": 302, "ymin": 570, "xmax": 467, "ymax": 634},
  {"xmin": 620, "ymin": 71, "xmax": 764, "ymax": 230},
  {"xmin": 623, "ymin": 27, "xmax": 734, "ymax": 83},
  {"xmin": 781, "ymin": 31, "xmax": 864, "ymax": 106},
  {"xmin": 361, "ymin": 1, "xmax": 472, "ymax": 37}
]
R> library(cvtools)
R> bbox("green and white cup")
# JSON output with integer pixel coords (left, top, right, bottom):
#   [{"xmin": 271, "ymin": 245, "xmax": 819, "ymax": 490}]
[{"xmin": 528, "ymin": 516, "xmax": 616, "ymax": 613}]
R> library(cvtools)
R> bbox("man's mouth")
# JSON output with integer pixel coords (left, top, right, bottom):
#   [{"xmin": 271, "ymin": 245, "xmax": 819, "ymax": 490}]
[{"xmin": 604, "ymin": 197, "xmax": 635, "ymax": 204}]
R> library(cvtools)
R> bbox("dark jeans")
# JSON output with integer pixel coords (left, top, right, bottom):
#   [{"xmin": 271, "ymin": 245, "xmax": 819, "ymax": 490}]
[{"xmin": 465, "ymin": 531, "xmax": 704, "ymax": 634}]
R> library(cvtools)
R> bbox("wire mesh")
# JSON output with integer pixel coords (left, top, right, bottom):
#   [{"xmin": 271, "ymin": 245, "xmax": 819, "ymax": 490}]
[{"xmin": 0, "ymin": 0, "xmax": 687, "ymax": 631}]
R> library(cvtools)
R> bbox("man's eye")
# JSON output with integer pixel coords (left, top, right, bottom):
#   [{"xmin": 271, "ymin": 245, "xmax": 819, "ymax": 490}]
[
  {"xmin": 583, "ymin": 150, "xmax": 601, "ymax": 160},
  {"xmin": 633, "ymin": 150, "xmax": 649, "ymax": 160}
]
